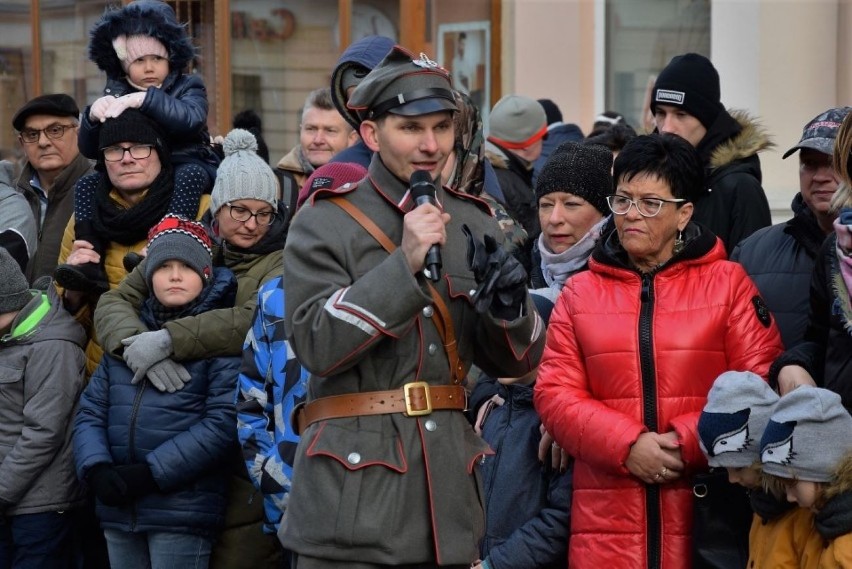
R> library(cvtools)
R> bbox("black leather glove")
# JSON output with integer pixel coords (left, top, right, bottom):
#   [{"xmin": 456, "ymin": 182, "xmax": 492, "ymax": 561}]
[
  {"xmin": 463, "ymin": 225, "xmax": 528, "ymax": 320},
  {"xmin": 88, "ymin": 464, "xmax": 130, "ymax": 507},
  {"xmin": 114, "ymin": 463, "xmax": 158, "ymax": 499}
]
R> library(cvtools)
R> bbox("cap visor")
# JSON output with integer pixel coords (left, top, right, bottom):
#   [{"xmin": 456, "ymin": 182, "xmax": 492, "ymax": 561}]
[
  {"xmin": 782, "ymin": 138, "xmax": 833, "ymax": 159},
  {"xmin": 389, "ymin": 97, "xmax": 457, "ymax": 116}
]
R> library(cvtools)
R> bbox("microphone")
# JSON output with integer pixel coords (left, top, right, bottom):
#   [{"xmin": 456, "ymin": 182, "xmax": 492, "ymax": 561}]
[{"xmin": 409, "ymin": 170, "xmax": 442, "ymax": 282}]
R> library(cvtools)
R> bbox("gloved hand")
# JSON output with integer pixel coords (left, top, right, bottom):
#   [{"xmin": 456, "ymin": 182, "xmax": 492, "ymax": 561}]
[
  {"xmin": 144, "ymin": 358, "xmax": 191, "ymax": 393},
  {"xmin": 103, "ymin": 92, "xmax": 146, "ymax": 119},
  {"xmin": 89, "ymin": 96, "xmax": 115, "ymax": 123},
  {"xmin": 114, "ymin": 463, "xmax": 158, "ymax": 499},
  {"xmin": 87, "ymin": 464, "xmax": 129, "ymax": 507},
  {"xmin": 463, "ymin": 224, "xmax": 528, "ymax": 320},
  {"xmin": 122, "ymin": 329, "xmax": 173, "ymax": 383}
]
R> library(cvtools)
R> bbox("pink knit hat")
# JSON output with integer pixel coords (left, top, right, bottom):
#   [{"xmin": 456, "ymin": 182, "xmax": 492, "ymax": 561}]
[{"xmin": 112, "ymin": 34, "xmax": 169, "ymax": 70}]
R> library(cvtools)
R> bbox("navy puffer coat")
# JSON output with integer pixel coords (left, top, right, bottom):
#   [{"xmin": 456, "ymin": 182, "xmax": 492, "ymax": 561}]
[{"xmin": 73, "ymin": 267, "xmax": 240, "ymax": 537}]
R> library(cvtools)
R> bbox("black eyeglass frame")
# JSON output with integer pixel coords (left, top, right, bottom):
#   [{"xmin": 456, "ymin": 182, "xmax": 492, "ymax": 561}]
[
  {"xmin": 224, "ymin": 202, "xmax": 277, "ymax": 226},
  {"xmin": 18, "ymin": 123, "xmax": 78, "ymax": 144}
]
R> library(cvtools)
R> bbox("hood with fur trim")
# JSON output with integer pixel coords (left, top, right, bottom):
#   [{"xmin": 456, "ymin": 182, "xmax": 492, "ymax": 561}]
[
  {"xmin": 708, "ymin": 109, "xmax": 774, "ymax": 170},
  {"xmin": 88, "ymin": 0, "xmax": 196, "ymax": 80}
]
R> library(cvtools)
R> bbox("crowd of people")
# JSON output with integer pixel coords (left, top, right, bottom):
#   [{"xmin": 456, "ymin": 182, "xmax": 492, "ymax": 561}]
[{"xmin": 1, "ymin": 1, "xmax": 852, "ymax": 568}]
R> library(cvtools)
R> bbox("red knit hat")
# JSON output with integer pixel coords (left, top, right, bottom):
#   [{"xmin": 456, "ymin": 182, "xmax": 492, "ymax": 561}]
[{"xmin": 298, "ymin": 162, "xmax": 368, "ymax": 209}]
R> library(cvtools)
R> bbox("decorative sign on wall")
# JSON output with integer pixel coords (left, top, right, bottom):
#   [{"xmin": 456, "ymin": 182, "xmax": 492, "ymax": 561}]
[{"xmin": 232, "ymin": 9, "xmax": 296, "ymax": 41}]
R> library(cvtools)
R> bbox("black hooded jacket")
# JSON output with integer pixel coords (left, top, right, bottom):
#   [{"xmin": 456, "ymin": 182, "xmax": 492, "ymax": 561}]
[{"xmin": 690, "ymin": 109, "xmax": 773, "ymax": 254}]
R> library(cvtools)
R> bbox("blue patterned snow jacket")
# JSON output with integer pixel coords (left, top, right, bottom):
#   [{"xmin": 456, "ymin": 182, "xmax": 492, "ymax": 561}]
[{"xmin": 236, "ymin": 275, "xmax": 308, "ymax": 533}]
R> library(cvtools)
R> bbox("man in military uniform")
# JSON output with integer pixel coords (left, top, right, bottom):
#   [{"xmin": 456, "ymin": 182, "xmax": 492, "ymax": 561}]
[{"xmin": 281, "ymin": 46, "xmax": 545, "ymax": 568}]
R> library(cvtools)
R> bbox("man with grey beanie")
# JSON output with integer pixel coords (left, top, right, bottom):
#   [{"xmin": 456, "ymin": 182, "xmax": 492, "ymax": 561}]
[{"xmin": 485, "ymin": 94, "xmax": 548, "ymax": 237}]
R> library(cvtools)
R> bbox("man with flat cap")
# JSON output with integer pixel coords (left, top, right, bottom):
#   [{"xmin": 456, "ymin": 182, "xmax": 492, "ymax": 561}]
[
  {"xmin": 13, "ymin": 94, "xmax": 93, "ymax": 283},
  {"xmin": 281, "ymin": 45, "xmax": 545, "ymax": 568}
]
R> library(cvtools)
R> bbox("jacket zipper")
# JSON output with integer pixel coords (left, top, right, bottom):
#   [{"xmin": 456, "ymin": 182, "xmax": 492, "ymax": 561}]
[
  {"xmin": 639, "ymin": 273, "xmax": 661, "ymax": 569},
  {"xmin": 128, "ymin": 381, "xmax": 146, "ymax": 531}
]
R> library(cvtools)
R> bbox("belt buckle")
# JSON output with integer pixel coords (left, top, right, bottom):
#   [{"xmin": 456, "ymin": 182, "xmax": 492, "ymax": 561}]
[{"xmin": 403, "ymin": 381, "xmax": 432, "ymax": 417}]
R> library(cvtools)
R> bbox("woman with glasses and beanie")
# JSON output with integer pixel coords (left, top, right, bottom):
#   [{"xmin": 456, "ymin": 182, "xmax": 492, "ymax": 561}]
[
  {"xmin": 534, "ymin": 133, "xmax": 784, "ymax": 569},
  {"xmin": 92, "ymin": 128, "xmax": 288, "ymax": 568}
]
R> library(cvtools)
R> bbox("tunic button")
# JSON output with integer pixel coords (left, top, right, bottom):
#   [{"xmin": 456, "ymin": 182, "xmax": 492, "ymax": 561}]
[
  {"xmin": 347, "ymin": 452, "xmax": 361, "ymax": 465},
  {"xmin": 425, "ymin": 420, "xmax": 437, "ymax": 432},
  {"xmin": 427, "ymin": 343, "xmax": 438, "ymax": 355},
  {"xmin": 469, "ymin": 289, "xmax": 477, "ymax": 296},
  {"xmin": 422, "ymin": 306, "xmax": 434, "ymax": 318}
]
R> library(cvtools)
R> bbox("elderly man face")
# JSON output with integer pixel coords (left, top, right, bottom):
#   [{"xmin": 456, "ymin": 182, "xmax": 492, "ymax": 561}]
[{"xmin": 18, "ymin": 114, "xmax": 80, "ymax": 182}]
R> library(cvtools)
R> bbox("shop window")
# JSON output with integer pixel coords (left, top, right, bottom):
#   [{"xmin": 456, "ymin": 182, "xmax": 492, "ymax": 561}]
[{"xmin": 605, "ymin": 0, "xmax": 710, "ymax": 131}]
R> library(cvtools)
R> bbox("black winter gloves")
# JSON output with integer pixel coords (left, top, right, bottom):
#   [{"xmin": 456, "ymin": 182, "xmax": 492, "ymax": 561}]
[
  {"xmin": 88, "ymin": 463, "xmax": 158, "ymax": 507},
  {"xmin": 463, "ymin": 225, "xmax": 528, "ymax": 320}
]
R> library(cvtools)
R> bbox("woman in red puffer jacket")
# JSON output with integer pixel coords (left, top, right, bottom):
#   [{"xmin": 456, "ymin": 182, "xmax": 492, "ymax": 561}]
[{"xmin": 534, "ymin": 134, "xmax": 783, "ymax": 569}]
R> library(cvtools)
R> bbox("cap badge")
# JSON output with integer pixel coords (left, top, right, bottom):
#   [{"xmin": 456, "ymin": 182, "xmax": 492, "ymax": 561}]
[{"xmin": 412, "ymin": 53, "xmax": 441, "ymax": 70}]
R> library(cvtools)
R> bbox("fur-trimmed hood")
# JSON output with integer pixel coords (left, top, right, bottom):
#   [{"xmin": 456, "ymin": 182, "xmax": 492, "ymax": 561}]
[
  {"xmin": 88, "ymin": 0, "xmax": 196, "ymax": 80},
  {"xmin": 708, "ymin": 109, "xmax": 774, "ymax": 170}
]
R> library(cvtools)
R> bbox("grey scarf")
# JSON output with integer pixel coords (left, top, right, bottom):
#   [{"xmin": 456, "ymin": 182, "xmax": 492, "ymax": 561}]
[{"xmin": 538, "ymin": 215, "xmax": 609, "ymax": 291}]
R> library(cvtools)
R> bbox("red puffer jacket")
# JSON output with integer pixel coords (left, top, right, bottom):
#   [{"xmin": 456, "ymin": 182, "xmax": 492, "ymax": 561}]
[{"xmin": 534, "ymin": 224, "xmax": 783, "ymax": 569}]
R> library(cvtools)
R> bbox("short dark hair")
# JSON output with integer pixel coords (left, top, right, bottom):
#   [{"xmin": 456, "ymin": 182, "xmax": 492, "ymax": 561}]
[
  {"xmin": 612, "ymin": 133, "xmax": 704, "ymax": 202},
  {"xmin": 584, "ymin": 124, "xmax": 636, "ymax": 153}
]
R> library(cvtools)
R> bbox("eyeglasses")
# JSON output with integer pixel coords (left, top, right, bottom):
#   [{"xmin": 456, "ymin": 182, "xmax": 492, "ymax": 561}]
[
  {"xmin": 225, "ymin": 203, "xmax": 276, "ymax": 226},
  {"xmin": 606, "ymin": 194, "xmax": 686, "ymax": 217},
  {"xmin": 102, "ymin": 144, "xmax": 154, "ymax": 162},
  {"xmin": 18, "ymin": 123, "xmax": 77, "ymax": 144}
]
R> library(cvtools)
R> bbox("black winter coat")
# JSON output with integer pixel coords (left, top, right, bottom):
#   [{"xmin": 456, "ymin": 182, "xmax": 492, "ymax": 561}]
[
  {"xmin": 731, "ymin": 194, "xmax": 827, "ymax": 348},
  {"xmin": 771, "ymin": 234, "xmax": 852, "ymax": 409},
  {"xmin": 692, "ymin": 110, "xmax": 773, "ymax": 254}
]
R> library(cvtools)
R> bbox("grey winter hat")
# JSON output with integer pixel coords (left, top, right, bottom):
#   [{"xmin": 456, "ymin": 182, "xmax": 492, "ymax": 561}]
[
  {"xmin": 0, "ymin": 248, "xmax": 32, "ymax": 314},
  {"xmin": 760, "ymin": 386, "xmax": 852, "ymax": 482},
  {"xmin": 782, "ymin": 107, "xmax": 852, "ymax": 159},
  {"xmin": 210, "ymin": 129, "xmax": 279, "ymax": 215},
  {"xmin": 698, "ymin": 371, "xmax": 779, "ymax": 468},
  {"xmin": 487, "ymin": 95, "xmax": 547, "ymax": 149},
  {"xmin": 535, "ymin": 141, "xmax": 612, "ymax": 214}
]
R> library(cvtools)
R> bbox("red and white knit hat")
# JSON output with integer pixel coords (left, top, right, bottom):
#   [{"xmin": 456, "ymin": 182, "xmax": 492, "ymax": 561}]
[{"xmin": 145, "ymin": 214, "xmax": 213, "ymax": 286}]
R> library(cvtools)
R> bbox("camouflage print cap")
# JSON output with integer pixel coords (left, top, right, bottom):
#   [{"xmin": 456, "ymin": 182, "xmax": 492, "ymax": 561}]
[
  {"xmin": 782, "ymin": 106, "xmax": 852, "ymax": 159},
  {"xmin": 346, "ymin": 45, "xmax": 458, "ymax": 122}
]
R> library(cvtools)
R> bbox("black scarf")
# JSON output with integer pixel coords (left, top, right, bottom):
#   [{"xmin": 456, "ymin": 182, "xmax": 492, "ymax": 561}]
[
  {"xmin": 815, "ymin": 491, "xmax": 852, "ymax": 539},
  {"xmin": 91, "ymin": 162, "xmax": 175, "ymax": 245},
  {"xmin": 784, "ymin": 194, "xmax": 826, "ymax": 259},
  {"xmin": 749, "ymin": 488, "xmax": 795, "ymax": 524}
]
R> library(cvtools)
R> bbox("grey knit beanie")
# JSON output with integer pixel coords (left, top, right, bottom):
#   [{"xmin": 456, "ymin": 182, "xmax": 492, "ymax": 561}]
[
  {"xmin": 487, "ymin": 95, "xmax": 547, "ymax": 149},
  {"xmin": 210, "ymin": 129, "xmax": 278, "ymax": 215},
  {"xmin": 0, "ymin": 248, "xmax": 32, "ymax": 314},
  {"xmin": 145, "ymin": 215, "xmax": 213, "ymax": 290},
  {"xmin": 761, "ymin": 386, "xmax": 852, "ymax": 482},
  {"xmin": 535, "ymin": 141, "xmax": 612, "ymax": 214},
  {"xmin": 698, "ymin": 371, "xmax": 779, "ymax": 468}
]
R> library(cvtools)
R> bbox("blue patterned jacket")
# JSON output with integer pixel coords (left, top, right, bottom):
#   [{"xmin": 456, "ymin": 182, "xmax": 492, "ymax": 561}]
[{"xmin": 236, "ymin": 276, "xmax": 308, "ymax": 533}]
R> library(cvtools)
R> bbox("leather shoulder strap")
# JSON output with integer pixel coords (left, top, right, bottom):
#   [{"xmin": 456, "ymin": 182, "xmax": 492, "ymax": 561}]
[{"xmin": 327, "ymin": 196, "xmax": 465, "ymax": 385}]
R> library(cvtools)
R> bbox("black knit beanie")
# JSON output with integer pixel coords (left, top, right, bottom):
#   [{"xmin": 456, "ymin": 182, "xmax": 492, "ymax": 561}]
[
  {"xmin": 98, "ymin": 108, "xmax": 168, "ymax": 154},
  {"xmin": 535, "ymin": 141, "xmax": 612, "ymax": 214},
  {"xmin": 651, "ymin": 53, "xmax": 724, "ymax": 130}
]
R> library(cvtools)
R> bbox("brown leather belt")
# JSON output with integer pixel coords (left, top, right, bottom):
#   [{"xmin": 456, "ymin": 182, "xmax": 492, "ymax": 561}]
[{"xmin": 293, "ymin": 382, "xmax": 467, "ymax": 435}]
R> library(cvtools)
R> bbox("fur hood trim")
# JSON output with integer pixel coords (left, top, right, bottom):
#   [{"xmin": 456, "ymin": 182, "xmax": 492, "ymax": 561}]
[
  {"xmin": 824, "ymin": 453, "xmax": 852, "ymax": 501},
  {"xmin": 709, "ymin": 109, "xmax": 774, "ymax": 169},
  {"xmin": 89, "ymin": 0, "xmax": 196, "ymax": 79}
]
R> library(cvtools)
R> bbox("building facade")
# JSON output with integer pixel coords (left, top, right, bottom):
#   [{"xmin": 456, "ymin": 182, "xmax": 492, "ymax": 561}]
[{"xmin": 3, "ymin": 0, "xmax": 851, "ymax": 220}]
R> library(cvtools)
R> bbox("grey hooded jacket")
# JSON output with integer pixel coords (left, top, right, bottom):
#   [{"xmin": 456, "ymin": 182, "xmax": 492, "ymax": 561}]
[{"xmin": 0, "ymin": 286, "xmax": 87, "ymax": 515}]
